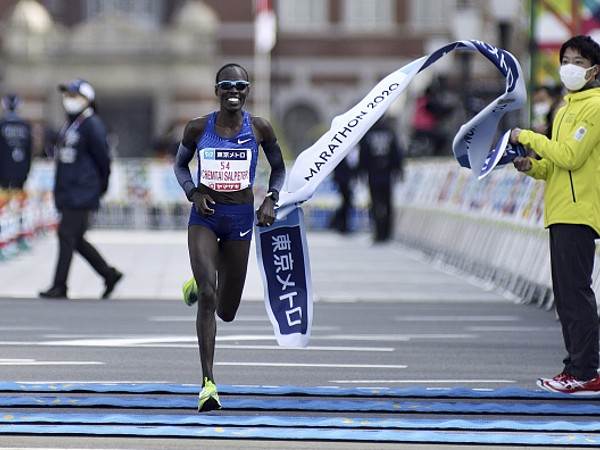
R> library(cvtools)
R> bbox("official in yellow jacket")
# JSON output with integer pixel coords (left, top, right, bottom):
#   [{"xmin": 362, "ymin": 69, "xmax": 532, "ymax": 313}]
[{"xmin": 511, "ymin": 35, "xmax": 600, "ymax": 395}]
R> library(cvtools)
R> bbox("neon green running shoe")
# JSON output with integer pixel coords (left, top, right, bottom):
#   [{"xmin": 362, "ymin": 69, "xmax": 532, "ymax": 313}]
[
  {"xmin": 198, "ymin": 377, "xmax": 221, "ymax": 412},
  {"xmin": 182, "ymin": 277, "xmax": 198, "ymax": 306}
]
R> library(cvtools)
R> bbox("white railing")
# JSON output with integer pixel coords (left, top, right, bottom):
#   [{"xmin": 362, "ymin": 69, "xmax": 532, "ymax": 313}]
[
  {"xmin": 394, "ymin": 159, "xmax": 600, "ymax": 308},
  {"xmin": 0, "ymin": 190, "xmax": 58, "ymax": 261}
]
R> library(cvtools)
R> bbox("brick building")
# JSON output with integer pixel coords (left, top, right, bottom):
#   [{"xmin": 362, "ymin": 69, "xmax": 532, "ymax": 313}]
[{"xmin": 0, "ymin": 0, "xmax": 523, "ymax": 157}]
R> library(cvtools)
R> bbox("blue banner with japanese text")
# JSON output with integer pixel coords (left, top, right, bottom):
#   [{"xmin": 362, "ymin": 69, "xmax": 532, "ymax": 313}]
[{"xmin": 256, "ymin": 207, "xmax": 313, "ymax": 347}]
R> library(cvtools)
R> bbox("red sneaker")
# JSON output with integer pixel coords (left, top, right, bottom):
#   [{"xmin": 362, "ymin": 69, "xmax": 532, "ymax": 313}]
[
  {"xmin": 536, "ymin": 371, "xmax": 569, "ymax": 390},
  {"xmin": 551, "ymin": 371, "xmax": 570, "ymax": 381},
  {"xmin": 539, "ymin": 374, "xmax": 600, "ymax": 396}
]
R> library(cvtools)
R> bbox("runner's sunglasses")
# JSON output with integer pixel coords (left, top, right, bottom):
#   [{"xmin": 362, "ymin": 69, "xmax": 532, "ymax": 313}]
[{"xmin": 216, "ymin": 80, "xmax": 251, "ymax": 90}]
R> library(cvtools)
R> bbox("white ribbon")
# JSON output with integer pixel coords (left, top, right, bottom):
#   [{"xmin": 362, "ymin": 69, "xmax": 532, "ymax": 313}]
[
  {"xmin": 259, "ymin": 40, "xmax": 527, "ymax": 347},
  {"xmin": 277, "ymin": 40, "xmax": 526, "ymax": 217}
]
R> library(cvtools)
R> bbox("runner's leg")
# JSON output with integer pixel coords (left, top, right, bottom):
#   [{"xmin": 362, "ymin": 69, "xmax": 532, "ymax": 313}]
[
  {"xmin": 188, "ymin": 225, "xmax": 219, "ymax": 382},
  {"xmin": 216, "ymin": 239, "xmax": 251, "ymax": 322}
]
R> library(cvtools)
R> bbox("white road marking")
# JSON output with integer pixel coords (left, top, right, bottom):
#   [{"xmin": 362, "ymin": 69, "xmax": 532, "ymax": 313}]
[
  {"xmin": 133, "ymin": 343, "xmax": 394, "ymax": 352},
  {"xmin": 216, "ymin": 345, "xmax": 394, "ymax": 352},
  {"xmin": 320, "ymin": 296, "xmax": 507, "ymax": 303},
  {"xmin": 44, "ymin": 334, "xmax": 120, "ymax": 338},
  {"xmin": 148, "ymin": 315, "xmax": 269, "ymax": 322},
  {"xmin": 466, "ymin": 326, "xmax": 559, "ymax": 332},
  {"xmin": 0, "ymin": 326, "xmax": 61, "ymax": 331},
  {"xmin": 216, "ymin": 334, "xmax": 477, "ymax": 342},
  {"xmin": 218, "ymin": 325, "xmax": 340, "ymax": 332},
  {"xmin": 0, "ymin": 448, "xmax": 128, "ymax": 450},
  {"xmin": 17, "ymin": 380, "xmax": 172, "ymax": 384},
  {"xmin": 213, "ymin": 334, "xmax": 476, "ymax": 342},
  {"xmin": 330, "ymin": 379, "xmax": 516, "ymax": 384},
  {"xmin": 394, "ymin": 315, "xmax": 520, "ymax": 322},
  {"xmin": 216, "ymin": 362, "xmax": 407, "ymax": 369},
  {"xmin": 0, "ymin": 358, "xmax": 103, "ymax": 366},
  {"xmin": 40, "ymin": 336, "xmax": 194, "ymax": 347},
  {"xmin": 0, "ymin": 339, "xmax": 393, "ymax": 352},
  {"xmin": 314, "ymin": 334, "xmax": 478, "ymax": 341},
  {"xmin": 216, "ymin": 335, "xmax": 286, "ymax": 341}
]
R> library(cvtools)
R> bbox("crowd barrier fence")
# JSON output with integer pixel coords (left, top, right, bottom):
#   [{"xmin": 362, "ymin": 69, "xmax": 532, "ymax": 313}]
[
  {"xmin": 23, "ymin": 160, "xmax": 371, "ymax": 232},
  {"xmin": 393, "ymin": 159, "xmax": 600, "ymax": 310},
  {"xmin": 7, "ymin": 159, "xmax": 600, "ymax": 311},
  {"xmin": 0, "ymin": 190, "xmax": 58, "ymax": 261}
]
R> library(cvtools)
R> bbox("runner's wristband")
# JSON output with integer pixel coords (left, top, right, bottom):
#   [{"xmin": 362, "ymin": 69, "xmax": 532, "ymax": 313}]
[
  {"xmin": 266, "ymin": 190, "xmax": 279, "ymax": 203},
  {"xmin": 186, "ymin": 187, "xmax": 199, "ymax": 202}
]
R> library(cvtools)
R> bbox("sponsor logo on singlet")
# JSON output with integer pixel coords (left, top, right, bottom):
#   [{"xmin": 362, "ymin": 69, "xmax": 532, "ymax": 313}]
[{"xmin": 200, "ymin": 147, "xmax": 251, "ymax": 192}]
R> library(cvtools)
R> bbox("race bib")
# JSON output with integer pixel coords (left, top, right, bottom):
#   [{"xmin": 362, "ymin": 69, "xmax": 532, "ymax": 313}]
[{"xmin": 199, "ymin": 147, "xmax": 251, "ymax": 192}]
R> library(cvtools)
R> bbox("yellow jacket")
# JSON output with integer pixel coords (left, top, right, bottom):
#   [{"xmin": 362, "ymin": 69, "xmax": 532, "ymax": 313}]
[{"xmin": 518, "ymin": 87, "xmax": 600, "ymax": 235}]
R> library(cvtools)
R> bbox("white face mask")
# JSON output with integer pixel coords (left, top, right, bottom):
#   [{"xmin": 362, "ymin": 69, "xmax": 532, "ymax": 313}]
[
  {"xmin": 62, "ymin": 97, "xmax": 88, "ymax": 114},
  {"xmin": 533, "ymin": 101, "xmax": 551, "ymax": 118},
  {"xmin": 559, "ymin": 64, "xmax": 595, "ymax": 91}
]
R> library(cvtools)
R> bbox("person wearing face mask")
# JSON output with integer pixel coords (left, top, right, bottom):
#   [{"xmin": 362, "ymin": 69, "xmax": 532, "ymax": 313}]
[
  {"xmin": 532, "ymin": 86, "xmax": 557, "ymax": 136},
  {"xmin": 173, "ymin": 63, "xmax": 285, "ymax": 412},
  {"xmin": 510, "ymin": 35, "xmax": 600, "ymax": 394},
  {"xmin": 39, "ymin": 79, "xmax": 123, "ymax": 300}
]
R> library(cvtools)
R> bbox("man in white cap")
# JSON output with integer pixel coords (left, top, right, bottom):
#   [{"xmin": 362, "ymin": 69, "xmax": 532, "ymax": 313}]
[{"xmin": 40, "ymin": 79, "xmax": 123, "ymax": 299}]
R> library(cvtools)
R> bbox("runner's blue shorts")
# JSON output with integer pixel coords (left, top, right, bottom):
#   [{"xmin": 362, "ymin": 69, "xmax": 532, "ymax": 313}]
[{"xmin": 189, "ymin": 202, "xmax": 254, "ymax": 241}]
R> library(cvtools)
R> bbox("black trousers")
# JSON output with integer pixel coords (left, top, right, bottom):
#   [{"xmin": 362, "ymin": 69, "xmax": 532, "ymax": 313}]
[
  {"xmin": 53, "ymin": 209, "xmax": 112, "ymax": 289},
  {"xmin": 549, "ymin": 224, "xmax": 599, "ymax": 380},
  {"xmin": 329, "ymin": 182, "xmax": 353, "ymax": 233},
  {"xmin": 369, "ymin": 183, "xmax": 393, "ymax": 242}
]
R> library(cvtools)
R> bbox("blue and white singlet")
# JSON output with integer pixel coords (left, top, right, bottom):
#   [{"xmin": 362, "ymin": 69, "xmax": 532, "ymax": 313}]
[
  {"xmin": 189, "ymin": 111, "xmax": 259, "ymax": 241},
  {"xmin": 196, "ymin": 111, "xmax": 259, "ymax": 193}
]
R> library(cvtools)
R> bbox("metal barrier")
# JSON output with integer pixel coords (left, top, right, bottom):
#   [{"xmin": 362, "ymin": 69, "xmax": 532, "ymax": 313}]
[
  {"xmin": 394, "ymin": 159, "xmax": 600, "ymax": 309},
  {"xmin": 25, "ymin": 160, "xmax": 371, "ymax": 232},
  {"xmin": 0, "ymin": 190, "xmax": 58, "ymax": 261},
  {"xmin": 18, "ymin": 158, "xmax": 600, "ymax": 310}
]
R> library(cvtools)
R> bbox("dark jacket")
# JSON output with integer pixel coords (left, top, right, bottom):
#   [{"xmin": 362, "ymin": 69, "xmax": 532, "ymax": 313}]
[
  {"xmin": 54, "ymin": 110, "xmax": 111, "ymax": 210},
  {"xmin": 0, "ymin": 112, "xmax": 32, "ymax": 189},
  {"xmin": 359, "ymin": 118, "xmax": 403, "ymax": 187}
]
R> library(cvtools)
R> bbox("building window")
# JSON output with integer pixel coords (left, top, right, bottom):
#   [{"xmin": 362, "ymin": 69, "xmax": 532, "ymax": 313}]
[
  {"xmin": 342, "ymin": 0, "xmax": 395, "ymax": 31},
  {"xmin": 83, "ymin": 0, "xmax": 163, "ymax": 28},
  {"xmin": 282, "ymin": 103, "xmax": 321, "ymax": 156},
  {"xmin": 277, "ymin": 0, "xmax": 328, "ymax": 31},
  {"xmin": 410, "ymin": 0, "xmax": 456, "ymax": 30}
]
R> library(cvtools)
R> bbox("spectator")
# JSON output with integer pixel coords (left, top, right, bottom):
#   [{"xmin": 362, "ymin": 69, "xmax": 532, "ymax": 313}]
[
  {"xmin": 0, "ymin": 94, "xmax": 32, "ymax": 191},
  {"xmin": 359, "ymin": 116, "xmax": 404, "ymax": 242},
  {"xmin": 410, "ymin": 80, "xmax": 454, "ymax": 156},
  {"xmin": 39, "ymin": 79, "xmax": 123, "ymax": 300},
  {"xmin": 532, "ymin": 84, "xmax": 564, "ymax": 138},
  {"xmin": 328, "ymin": 147, "xmax": 358, "ymax": 234}
]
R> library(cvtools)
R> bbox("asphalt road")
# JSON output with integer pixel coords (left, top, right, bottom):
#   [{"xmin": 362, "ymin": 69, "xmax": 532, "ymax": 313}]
[
  {"xmin": 0, "ymin": 230, "xmax": 595, "ymax": 449},
  {"xmin": 0, "ymin": 296, "xmax": 581, "ymax": 450},
  {"xmin": 0, "ymin": 297, "xmax": 562, "ymax": 387}
]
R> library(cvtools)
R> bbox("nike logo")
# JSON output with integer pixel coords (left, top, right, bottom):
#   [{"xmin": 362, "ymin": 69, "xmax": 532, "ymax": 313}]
[
  {"xmin": 237, "ymin": 138, "xmax": 252, "ymax": 145},
  {"xmin": 239, "ymin": 229, "xmax": 252, "ymax": 237}
]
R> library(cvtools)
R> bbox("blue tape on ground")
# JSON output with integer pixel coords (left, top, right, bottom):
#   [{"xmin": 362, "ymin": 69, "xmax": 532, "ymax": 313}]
[
  {"xmin": 0, "ymin": 396, "xmax": 598, "ymax": 415},
  {"xmin": 1, "ymin": 412, "xmax": 600, "ymax": 432},
  {"xmin": 0, "ymin": 382, "xmax": 580, "ymax": 400},
  {"xmin": 1, "ymin": 424, "xmax": 599, "ymax": 445}
]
